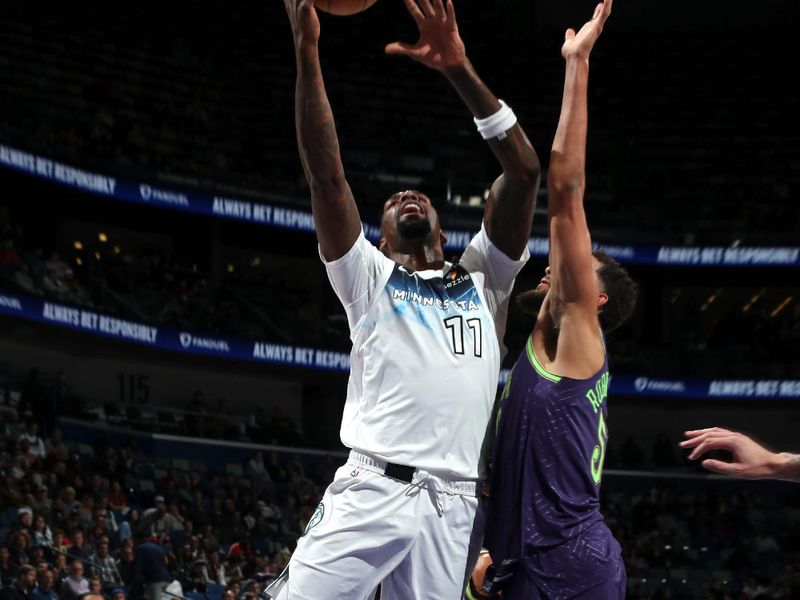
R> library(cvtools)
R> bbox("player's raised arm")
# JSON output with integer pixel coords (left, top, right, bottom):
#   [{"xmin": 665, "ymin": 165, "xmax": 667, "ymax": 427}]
[
  {"xmin": 547, "ymin": 0, "xmax": 612, "ymax": 328},
  {"xmin": 285, "ymin": 0, "xmax": 362, "ymax": 261},
  {"xmin": 385, "ymin": 0, "xmax": 540, "ymax": 260}
]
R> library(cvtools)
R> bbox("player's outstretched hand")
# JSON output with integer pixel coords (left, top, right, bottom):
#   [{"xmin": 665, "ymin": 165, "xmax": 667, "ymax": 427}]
[
  {"xmin": 680, "ymin": 427, "xmax": 779, "ymax": 479},
  {"xmin": 561, "ymin": 0, "xmax": 612, "ymax": 61},
  {"xmin": 285, "ymin": 0, "xmax": 320, "ymax": 49},
  {"xmin": 385, "ymin": 0, "xmax": 466, "ymax": 71}
]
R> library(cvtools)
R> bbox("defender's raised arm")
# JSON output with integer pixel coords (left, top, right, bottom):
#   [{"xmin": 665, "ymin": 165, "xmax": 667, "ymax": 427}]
[
  {"xmin": 285, "ymin": 0, "xmax": 361, "ymax": 261},
  {"xmin": 386, "ymin": 0, "xmax": 540, "ymax": 260},
  {"xmin": 545, "ymin": 0, "xmax": 612, "ymax": 375}
]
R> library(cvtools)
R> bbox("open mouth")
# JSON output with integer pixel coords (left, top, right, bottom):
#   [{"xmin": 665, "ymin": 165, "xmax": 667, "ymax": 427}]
[{"xmin": 400, "ymin": 202, "xmax": 424, "ymax": 217}]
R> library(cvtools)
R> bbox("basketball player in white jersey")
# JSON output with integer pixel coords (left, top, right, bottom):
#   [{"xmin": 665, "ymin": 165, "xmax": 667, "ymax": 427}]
[{"xmin": 271, "ymin": 0, "xmax": 540, "ymax": 598}]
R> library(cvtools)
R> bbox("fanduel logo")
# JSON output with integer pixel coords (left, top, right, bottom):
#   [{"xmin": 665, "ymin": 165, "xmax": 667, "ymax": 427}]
[
  {"xmin": 634, "ymin": 377, "xmax": 686, "ymax": 393},
  {"xmin": 178, "ymin": 332, "xmax": 230, "ymax": 352},
  {"xmin": 139, "ymin": 184, "xmax": 189, "ymax": 206}
]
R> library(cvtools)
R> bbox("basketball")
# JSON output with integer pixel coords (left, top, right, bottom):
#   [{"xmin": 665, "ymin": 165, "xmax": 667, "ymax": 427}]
[{"xmin": 315, "ymin": 0, "xmax": 378, "ymax": 16}]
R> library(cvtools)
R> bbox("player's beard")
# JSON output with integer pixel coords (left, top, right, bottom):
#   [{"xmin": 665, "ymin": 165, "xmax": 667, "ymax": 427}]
[
  {"xmin": 516, "ymin": 287, "xmax": 547, "ymax": 316},
  {"xmin": 397, "ymin": 217, "xmax": 432, "ymax": 240}
]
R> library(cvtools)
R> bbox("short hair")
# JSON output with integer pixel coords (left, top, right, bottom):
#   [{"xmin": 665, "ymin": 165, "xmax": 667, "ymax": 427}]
[
  {"xmin": 19, "ymin": 565, "xmax": 35, "ymax": 577},
  {"xmin": 593, "ymin": 251, "xmax": 638, "ymax": 333}
]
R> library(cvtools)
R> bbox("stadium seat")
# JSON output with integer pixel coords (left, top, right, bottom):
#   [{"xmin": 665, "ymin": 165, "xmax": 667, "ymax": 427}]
[{"xmin": 205, "ymin": 582, "xmax": 225, "ymax": 600}]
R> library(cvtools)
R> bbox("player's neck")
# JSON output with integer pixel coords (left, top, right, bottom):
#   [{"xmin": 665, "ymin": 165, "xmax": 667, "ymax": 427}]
[{"xmin": 388, "ymin": 243, "xmax": 445, "ymax": 272}]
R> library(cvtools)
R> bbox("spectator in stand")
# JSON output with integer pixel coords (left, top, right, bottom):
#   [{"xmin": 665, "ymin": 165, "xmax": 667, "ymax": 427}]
[
  {"xmin": 1, "ymin": 564, "xmax": 36, "ymax": 600},
  {"xmin": 87, "ymin": 576, "xmax": 102, "ymax": 595},
  {"xmin": 30, "ymin": 567, "xmax": 59, "ymax": 600},
  {"xmin": 61, "ymin": 488, "xmax": 80, "ymax": 517},
  {"xmin": 12, "ymin": 507, "xmax": 33, "ymax": 538},
  {"xmin": 28, "ymin": 543, "xmax": 48, "ymax": 571},
  {"xmin": 49, "ymin": 531, "xmax": 67, "ymax": 562},
  {"xmin": 285, "ymin": 455, "xmax": 306, "ymax": 484},
  {"xmin": 42, "ymin": 251, "xmax": 77, "ymax": 301},
  {"xmin": 110, "ymin": 589, "xmax": 126, "ymax": 600},
  {"xmin": 12, "ymin": 263, "xmax": 37, "ymax": 295},
  {"xmin": 115, "ymin": 546, "xmax": 135, "ymax": 590},
  {"xmin": 32, "ymin": 487, "xmax": 52, "ymax": 516},
  {"xmin": 50, "ymin": 554, "xmax": 68, "ymax": 584},
  {"xmin": 30, "ymin": 515, "xmax": 52, "ymax": 550},
  {"xmin": 0, "ymin": 237, "xmax": 21, "ymax": 265},
  {"xmin": 19, "ymin": 423, "xmax": 46, "ymax": 460},
  {"xmin": 0, "ymin": 548, "xmax": 13, "ymax": 584},
  {"xmin": 94, "ymin": 499, "xmax": 123, "ymax": 544},
  {"xmin": 17, "ymin": 440, "xmax": 38, "ymax": 467},
  {"xmin": 138, "ymin": 496, "xmax": 183, "ymax": 537},
  {"xmin": 265, "ymin": 453, "xmax": 287, "ymax": 486},
  {"xmin": 3, "ymin": 409, "xmax": 25, "ymax": 442},
  {"xmin": 222, "ymin": 549, "xmax": 243, "ymax": 586},
  {"xmin": 131, "ymin": 537, "xmax": 175, "ymax": 600},
  {"xmin": 107, "ymin": 482, "xmax": 129, "ymax": 517},
  {"xmin": 44, "ymin": 431, "xmax": 68, "ymax": 464},
  {"xmin": 201, "ymin": 548, "xmax": 225, "ymax": 586},
  {"xmin": 65, "ymin": 531, "xmax": 91, "ymax": 571},
  {"xmin": 32, "ymin": 561, "xmax": 48, "ymax": 579},
  {"xmin": 9, "ymin": 455, "xmax": 29, "ymax": 481},
  {"xmin": 188, "ymin": 536, "xmax": 204, "ymax": 563},
  {"xmin": 77, "ymin": 496, "xmax": 95, "ymax": 530},
  {"xmin": 61, "ymin": 560, "xmax": 89, "ymax": 600},
  {"xmin": 91, "ymin": 539, "xmax": 122, "ymax": 587},
  {"xmin": 247, "ymin": 451, "xmax": 269, "ymax": 484},
  {"xmin": 7, "ymin": 531, "xmax": 31, "ymax": 572}
]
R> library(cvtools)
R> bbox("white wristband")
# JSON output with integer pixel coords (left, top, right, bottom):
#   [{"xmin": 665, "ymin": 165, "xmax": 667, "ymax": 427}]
[{"xmin": 474, "ymin": 100, "xmax": 517, "ymax": 141}]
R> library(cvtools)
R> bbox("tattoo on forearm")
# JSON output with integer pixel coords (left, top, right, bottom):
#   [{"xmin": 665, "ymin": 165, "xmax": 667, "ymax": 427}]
[{"xmin": 296, "ymin": 61, "xmax": 344, "ymax": 181}]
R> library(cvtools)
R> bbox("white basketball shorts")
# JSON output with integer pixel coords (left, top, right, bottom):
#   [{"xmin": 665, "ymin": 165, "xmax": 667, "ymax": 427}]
[{"xmin": 271, "ymin": 451, "xmax": 482, "ymax": 600}]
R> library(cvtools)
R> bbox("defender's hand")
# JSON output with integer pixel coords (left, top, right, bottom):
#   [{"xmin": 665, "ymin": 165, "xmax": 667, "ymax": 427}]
[
  {"xmin": 561, "ymin": 0, "xmax": 612, "ymax": 61},
  {"xmin": 285, "ymin": 0, "xmax": 321, "ymax": 48},
  {"xmin": 385, "ymin": 0, "xmax": 466, "ymax": 71},
  {"xmin": 680, "ymin": 427, "xmax": 779, "ymax": 479}
]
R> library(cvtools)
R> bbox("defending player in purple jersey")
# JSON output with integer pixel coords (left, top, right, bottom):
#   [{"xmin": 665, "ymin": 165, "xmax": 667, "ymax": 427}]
[{"xmin": 473, "ymin": 1, "xmax": 639, "ymax": 598}]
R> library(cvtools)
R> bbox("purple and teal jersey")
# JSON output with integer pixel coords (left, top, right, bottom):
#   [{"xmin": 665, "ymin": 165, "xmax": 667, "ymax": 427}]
[{"xmin": 484, "ymin": 334, "xmax": 622, "ymax": 596}]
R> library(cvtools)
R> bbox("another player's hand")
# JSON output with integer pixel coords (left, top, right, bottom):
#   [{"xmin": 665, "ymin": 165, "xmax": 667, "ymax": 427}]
[
  {"xmin": 285, "ymin": 0, "xmax": 321, "ymax": 49},
  {"xmin": 561, "ymin": 0, "xmax": 612, "ymax": 61},
  {"xmin": 386, "ymin": 0, "xmax": 466, "ymax": 71},
  {"xmin": 680, "ymin": 427, "xmax": 779, "ymax": 479}
]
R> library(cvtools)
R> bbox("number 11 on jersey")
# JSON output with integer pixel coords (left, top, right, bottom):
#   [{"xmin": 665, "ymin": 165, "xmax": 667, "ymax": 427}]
[{"xmin": 443, "ymin": 315, "xmax": 483, "ymax": 357}]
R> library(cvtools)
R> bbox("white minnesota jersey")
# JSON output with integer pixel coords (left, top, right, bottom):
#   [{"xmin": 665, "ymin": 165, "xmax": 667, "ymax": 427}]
[{"xmin": 322, "ymin": 225, "xmax": 528, "ymax": 480}]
